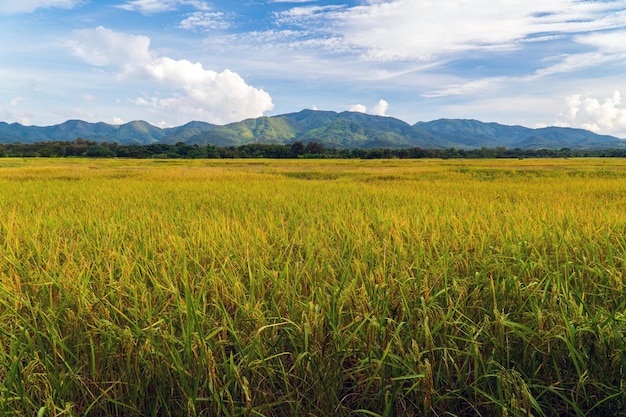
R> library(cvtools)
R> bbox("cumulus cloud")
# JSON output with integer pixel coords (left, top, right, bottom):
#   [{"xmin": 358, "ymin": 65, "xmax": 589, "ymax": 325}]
[
  {"xmin": 70, "ymin": 27, "xmax": 274, "ymax": 125},
  {"xmin": 371, "ymin": 99, "xmax": 389, "ymax": 116},
  {"xmin": 562, "ymin": 91, "xmax": 626, "ymax": 136},
  {"xmin": 0, "ymin": 0, "xmax": 81, "ymax": 14},
  {"xmin": 349, "ymin": 100, "xmax": 389, "ymax": 116},
  {"xmin": 139, "ymin": 59, "xmax": 274, "ymax": 124},
  {"xmin": 117, "ymin": 0, "xmax": 210, "ymax": 14},
  {"xmin": 349, "ymin": 104, "xmax": 367, "ymax": 113}
]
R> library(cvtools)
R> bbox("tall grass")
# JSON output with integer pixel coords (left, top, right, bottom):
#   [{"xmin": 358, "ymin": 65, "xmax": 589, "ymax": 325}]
[{"xmin": 0, "ymin": 158, "xmax": 625, "ymax": 416}]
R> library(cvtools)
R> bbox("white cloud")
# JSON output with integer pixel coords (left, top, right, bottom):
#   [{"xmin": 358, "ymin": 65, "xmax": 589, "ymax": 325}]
[
  {"xmin": 524, "ymin": 30, "xmax": 626, "ymax": 79},
  {"xmin": 10, "ymin": 96, "xmax": 26, "ymax": 107},
  {"xmin": 423, "ymin": 77, "xmax": 509, "ymax": 98},
  {"xmin": 0, "ymin": 0, "xmax": 81, "ymax": 14},
  {"xmin": 275, "ymin": 5, "xmax": 346, "ymax": 26},
  {"xmin": 277, "ymin": 0, "xmax": 626, "ymax": 62},
  {"xmin": 562, "ymin": 91, "xmax": 626, "ymax": 136},
  {"xmin": 70, "ymin": 27, "xmax": 274, "ymax": 125},
  {"xmin": 140, "ymin": 58, "xmax": 274, "ymax": 124},
  {"xmin": 349, "ymin": 100, "xmax": 389, "ymax": 116},
  {"xmin": 179, "ymin": 12, "xmax": 231, "ymax": 31},
  {"xmin": 112, "ymin": 117, "xmax": 125, "ymax": 125},
  {"xmin": 0, "ymin": 102, "xmax": 32, "ymax": 125},
  {"xmin": 577, "ymin": 29, "xmax": 626, "ymax": 54},
  {"xmin": 419, "ymin": 30, "xmax": 626, "ymax": 101},
  {"xmin": 349, "ymin": 104, "xmax": 367, "ymax": 113},
  {"xmin": 371, "ymin": 99, "xmax": 388, "ymax": 116},
  {"xmin": 219, "ymin": 30, "xmax": 349, "ymax": 56},
  {"xmin": 17, "ymin": 115, "xmax": 32, "ymax": 125},
  {"xmin": 117, "ymin": 0, "xmax": 210, "ymax": 14},
  {"xmin": 70, "ymin": 27, "xmax": 152, "ymax": 69},
  {"xmin": 250, "ymin": 0, "xmax": 626, "ymax": 113}
]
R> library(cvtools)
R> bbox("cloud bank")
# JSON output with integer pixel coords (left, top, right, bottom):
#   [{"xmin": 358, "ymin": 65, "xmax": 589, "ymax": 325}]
[
  {"xmin": 300, "ymin": 0, "xmax": 626, "ymax": 62},
  {"xmin": 564, "ymin": 91, "xmax": 626, "ymax": 137},
  {"xmin": 70, "ymin": 27, "xmax": 274, "ymax": 125}
]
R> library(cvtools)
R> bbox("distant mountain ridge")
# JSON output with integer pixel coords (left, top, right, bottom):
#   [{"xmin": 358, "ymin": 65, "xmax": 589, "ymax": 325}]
[{"xmin": 1, "ymin": 110, "xmax": 624, "ymax": 150}]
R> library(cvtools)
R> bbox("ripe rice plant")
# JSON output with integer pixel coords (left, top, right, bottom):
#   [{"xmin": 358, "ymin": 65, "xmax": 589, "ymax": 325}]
[{"xmin": 0, "ymin": 158, "xmax": 625, "ymax": 416}]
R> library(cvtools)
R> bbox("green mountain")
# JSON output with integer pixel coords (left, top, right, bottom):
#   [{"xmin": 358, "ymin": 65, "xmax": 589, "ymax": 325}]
[
  {"xmin": 185, "ymin": 116, "xmax": 301, "ymax": 146},
  {"xmin": 413, "ymin": 119, "xmax": 626, "ymax": 149},
  {"xmin": 1, "ymin": 111, "xmax": 625, "ymax": 150},
  {"xmin": 185, "ymin": 110, "xmax": 444, "ymax": 148},
  {"xmin": 0, "ymin": 120, "xmax": 166, "ymax": 145},
  {"xmin": 162, "ymin": 121, "xmax": 215, "ymax": 144}
]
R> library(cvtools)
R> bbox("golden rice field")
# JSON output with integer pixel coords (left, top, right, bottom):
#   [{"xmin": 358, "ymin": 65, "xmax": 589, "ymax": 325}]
[{"xmin": 0, "ymin": 157, "xmax": 625, "ymax": 416}]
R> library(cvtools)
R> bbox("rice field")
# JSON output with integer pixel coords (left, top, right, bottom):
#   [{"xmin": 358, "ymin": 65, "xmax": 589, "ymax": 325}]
[{"xmin": 0, "ymin": 157, "xmax": 625, "ymax": 416}]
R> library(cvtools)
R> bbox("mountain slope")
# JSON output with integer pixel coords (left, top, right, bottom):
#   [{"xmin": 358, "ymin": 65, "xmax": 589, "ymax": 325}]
[
  {"xmin": 162, "ymin": 121, "xmax": 215, "ymax": 144},
  {"xmin": 1, "ymin": 111, "xmax": 624, "ymax": 149},
  {"xmin": 185, "ymin": 110, "xmax": 446, "ymax": 148},
  {"xmin": 0, "ymin": 120, "xmax": 166, "ymax": 145},
  {"xmin": 413, "ymin": 119, "xmax": 626, "ymax": 149}
]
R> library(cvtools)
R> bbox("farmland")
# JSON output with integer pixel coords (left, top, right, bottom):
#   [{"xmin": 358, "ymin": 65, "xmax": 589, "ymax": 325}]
[{"xmin": 0, "ymin": 158, "xmax": 625, "ymax": 416}]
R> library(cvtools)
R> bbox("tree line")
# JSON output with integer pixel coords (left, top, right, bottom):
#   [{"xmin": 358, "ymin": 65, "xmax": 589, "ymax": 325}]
[{"xmin": 2, "ymin": 138, "xmax": 626, "ymax": 159}]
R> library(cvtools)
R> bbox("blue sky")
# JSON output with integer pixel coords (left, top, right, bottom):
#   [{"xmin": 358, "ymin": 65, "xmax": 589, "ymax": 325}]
[{"xmin": 1, "ymin": 0, "xmax": 626, "ymax": 137}]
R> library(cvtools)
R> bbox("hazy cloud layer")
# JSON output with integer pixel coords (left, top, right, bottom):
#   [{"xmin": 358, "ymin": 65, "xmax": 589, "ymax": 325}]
[
  {"xmin": 0, "ymin": 98, "xmax": 32, "ymax": 125},
  {"xmin": 70, "ymin": 27, "xmax": 274, "ymax": 125},
  {"xmin": 117, "ymin": 0, "xmax": 211, "ymax": 14},
  {"xmin": 179, "ymin": 12, "xmax": 231, "ymax": 31},
  {"xmin": 0, "ymin": 0, "xmax": 82, "ymax": 14},
  {"xmin": 301, "ymin": 0, "xmax": 626, "ymax": 62}
]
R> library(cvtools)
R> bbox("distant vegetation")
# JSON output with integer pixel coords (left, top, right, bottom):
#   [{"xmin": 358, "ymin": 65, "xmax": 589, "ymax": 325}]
[{"xmin": 3, "ymin": 139, "xmax": 626, "ymax": 159}]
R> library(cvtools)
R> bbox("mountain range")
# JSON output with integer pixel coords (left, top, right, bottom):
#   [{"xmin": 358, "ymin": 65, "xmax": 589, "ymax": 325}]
[{"xmin": 1, "ymin": 109, "xmax": 624, "ymax": 150}]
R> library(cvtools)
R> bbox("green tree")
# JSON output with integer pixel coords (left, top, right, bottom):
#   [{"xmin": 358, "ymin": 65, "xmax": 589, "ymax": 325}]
[
  {"xmin": 304, "ymin": 141, "xmax": 325, "ymax": 155},
  {"xmin": 290, "ymin": 141, "xmax": 305, "ymax": 157}
]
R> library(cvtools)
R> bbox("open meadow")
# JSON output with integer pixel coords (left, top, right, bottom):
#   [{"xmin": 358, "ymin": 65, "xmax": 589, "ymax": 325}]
[{"xmin": 0, "ymin": 157, "xmax": 625, "ymax": 416}]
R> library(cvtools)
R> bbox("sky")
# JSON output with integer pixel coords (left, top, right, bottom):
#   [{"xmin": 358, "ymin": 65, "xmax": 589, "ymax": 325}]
[{"xmin": 1, "ymin": 0, "xmax": 626, "ymax": 137}]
